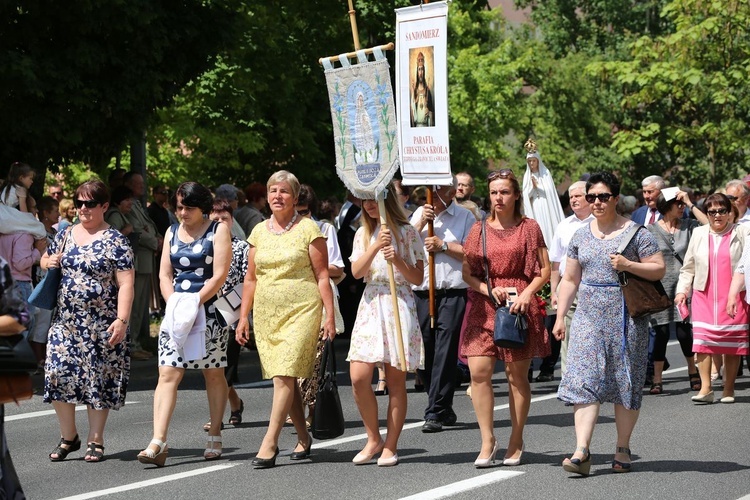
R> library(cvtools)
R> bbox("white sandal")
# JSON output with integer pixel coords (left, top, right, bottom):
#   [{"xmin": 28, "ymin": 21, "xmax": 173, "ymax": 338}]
[
  {"xmin": 137, "ymin": 439, "xmax": 168, "ymax": 467},
  {"xmin": 204, "ymin": 435, "xmax": 222, "ymax": 461}
]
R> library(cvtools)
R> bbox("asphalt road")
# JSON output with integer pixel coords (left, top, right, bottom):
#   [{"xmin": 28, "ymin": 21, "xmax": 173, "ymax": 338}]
[{"xmin": 6, "ymin": 340, "xmax": 750, "ymax": 500}]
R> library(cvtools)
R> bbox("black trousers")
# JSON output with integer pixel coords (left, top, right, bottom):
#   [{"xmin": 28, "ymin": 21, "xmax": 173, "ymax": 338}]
[
  {"xmin": 0, "ymin": 405, "xmax": 25, "ymax": 500},
  {"xmin": 415, "ymin": 289, "xmax": 467, "ymax": 421}
]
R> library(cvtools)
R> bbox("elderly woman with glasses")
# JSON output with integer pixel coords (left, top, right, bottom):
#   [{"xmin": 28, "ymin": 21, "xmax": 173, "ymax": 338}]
[
  {"xmin": 461, "ymin": 168, "xmax": 551, "ymax": 468},
  {"xmin": 646, "ymin": 191, "xmax": 707, "ymax": 394},
  {"xmin": 41, "ymin": 180, "xmax": 135, "ymax": 463},
  {"xmin": 676, "ymin": 193, "xmax": 750, "ymax": 405},
  {"xmin": 553, "ymin": 172, "xmax": 665, "ymax": 475}
]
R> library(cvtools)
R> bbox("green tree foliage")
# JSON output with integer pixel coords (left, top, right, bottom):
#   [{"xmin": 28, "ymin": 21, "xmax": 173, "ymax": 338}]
[
  {"xmin": 592, "ymin": 0, "xmax": 750, "ymax": 191},
  {"xmin": 0, "ymin": 0, "xmax": 238, "ymax": 179}
]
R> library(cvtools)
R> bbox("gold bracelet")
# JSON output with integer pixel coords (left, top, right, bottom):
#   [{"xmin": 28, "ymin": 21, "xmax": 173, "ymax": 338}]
[{"xmin": 117, "ymin": 317, "xmax": 129, "ymax": 325}]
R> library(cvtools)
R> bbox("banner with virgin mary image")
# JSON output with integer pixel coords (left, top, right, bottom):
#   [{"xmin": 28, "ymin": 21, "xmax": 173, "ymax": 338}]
[
  {"xmin": 322, "ymin": 48, "xmax": 399, "ymax": 199},
  {"xmin": 395, "ymin": 1, "xmax": 452, "ymax": 186}
]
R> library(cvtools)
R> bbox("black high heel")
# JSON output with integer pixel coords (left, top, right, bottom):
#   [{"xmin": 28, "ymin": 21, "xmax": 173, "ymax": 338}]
[
  {"xmin": 612, "ymin": 447, "xmax": 632, "ymax": 473},
  {"xmin": 374, "ymin": 379, "xmax": 388, "ymax": 396},
  {"xmin": 252, "ymin": 447, "xmax": 279, "ymax": 469},
  {"xmin": 688, "ymin": 373, "xmax": 701, "ymax": 391},
  {"xmin": 229, "ymin": 400, "xmax": 244, "ymax": 426},
  {"xmin": 49, "ymin": 434, "xmax": 81, "ymax": 462},
  {"xmin": 290, "ymin": 433, "xmax": 313, "ymax": 460}
]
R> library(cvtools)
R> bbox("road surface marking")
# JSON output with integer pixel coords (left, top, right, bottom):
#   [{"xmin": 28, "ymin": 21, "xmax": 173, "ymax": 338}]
[{"xmin": 398, "ymin": 470, "xmax": 524, "ymax": 500}]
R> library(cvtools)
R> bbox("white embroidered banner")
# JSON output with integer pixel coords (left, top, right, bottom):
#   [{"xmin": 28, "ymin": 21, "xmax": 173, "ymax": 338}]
[
  {"xmin": 395, "ymin": 1, "xmax": 452, "ymax": 186},
  {"xmin": 322, "ymin": 49, "xmax": 399, "ymax": 199}
]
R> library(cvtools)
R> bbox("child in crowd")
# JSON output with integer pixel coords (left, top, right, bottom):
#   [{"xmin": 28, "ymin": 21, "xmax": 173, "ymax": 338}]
[
  {"xmin": 347, "ymin": 183, "xmax": 425, "ymax": 467},
  {"xmin": 0, "ymin": 162, "xmax": 36, "ymax": 213}
]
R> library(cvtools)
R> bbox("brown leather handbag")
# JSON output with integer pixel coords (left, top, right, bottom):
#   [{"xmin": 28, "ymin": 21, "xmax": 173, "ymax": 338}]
[
  {"xmin": 616, "ymin": 224, "xmax": 672, "ymax": 319},
  {"xmin": 0, "ymin": 374, "xmax": 33, "ymax": 405},
  {"xmin": 0, "ymin": 334, "xmax": 37, "ymax": 404}
]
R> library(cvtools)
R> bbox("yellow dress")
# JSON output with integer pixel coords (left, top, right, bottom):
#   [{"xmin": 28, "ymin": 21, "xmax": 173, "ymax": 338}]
[{"xmin": 248, "ymin": 217, "xmax": 324, "ymax": 379}]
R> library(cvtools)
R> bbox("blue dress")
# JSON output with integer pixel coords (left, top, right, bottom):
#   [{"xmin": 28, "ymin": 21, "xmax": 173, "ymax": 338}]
[
  {"xmin": 44, "ymin": 227, "xmax": 134, "ymax": 410},
  {"xmin": 158, "ymin": 221, "xmax": 228, "ymax": 370},
  {"xmin": 557, "ymin": 224, "xmax": 659, "ymax": 410}
]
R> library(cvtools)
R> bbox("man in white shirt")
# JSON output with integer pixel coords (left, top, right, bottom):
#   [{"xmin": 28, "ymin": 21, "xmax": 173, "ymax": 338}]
[
  {"xmin": 726, "ymin": 179, "xmax": 750, "ymax": 226},
  {"xmin": 411, "ymin": 177, "xmax": 476, "ymax": 432},
  {"xmin": 544, "ymin": 181, "xmax": 593, "ymax": 379}
]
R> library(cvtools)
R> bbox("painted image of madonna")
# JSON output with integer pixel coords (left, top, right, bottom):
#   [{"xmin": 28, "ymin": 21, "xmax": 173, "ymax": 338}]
[{"xmin": 410, "ymin": 47, "xmax": 435, "ymax": 128}]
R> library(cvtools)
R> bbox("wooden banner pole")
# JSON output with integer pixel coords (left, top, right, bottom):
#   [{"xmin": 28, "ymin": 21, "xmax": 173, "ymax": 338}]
[{"xmin": 427, "ymin": 189, "xmax": 436, "ymax": 329}]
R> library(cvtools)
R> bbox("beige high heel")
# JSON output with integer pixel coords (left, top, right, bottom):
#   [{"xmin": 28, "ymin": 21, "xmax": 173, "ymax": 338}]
[
  {"xmin": 137, "ymin": 439, "xmax": 168, "ymax": 467},
  {"xmin": 204, "ymin": 435, "xmax": 223, "ymax": 461}
]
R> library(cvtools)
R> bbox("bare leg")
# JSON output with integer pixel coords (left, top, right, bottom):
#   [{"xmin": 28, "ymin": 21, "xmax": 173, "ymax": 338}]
[
  {"xmin": 289, "ymin": 383, "xmax": 311, "ymax": 453},
  {"xmin": 376, "ymin": 364, "xmax": 387, "ymax": 393},
  {"xmin": 350, "ymin": 361, "xmax": 384, "ymax": 455},
  {"xmin": 228, "ymin": 386, "xmax": 241, "ymax": 412},
  {"xmin": 504, "ymin": 358, "xmax": 531, "ymax": 460},
  {"xmin": 695, "ymin": 353, "xmax": 712, "ymax": 396},
  {"xmin": 49, "ymin": 401, "xmax": 78, "ymax": 459},
  {"xmin": 381, "ymin": 364, "xmax": 407, "ymax": 459},
  {"xmin": 467, "ymin": 356, "xmax": 496, "ymax": 459},
  {"xmin": 570, "ymin": 403, "xmax": 599, "ymax": 460},
  {"xmin": 685, "ymin": 355, "xmax": 697, "ymax": 375},
  {"xmin": 143, "ymin": 366, "xmax": 185, "ymax": 455},
  {"xmin": 653, "ymin": 361, "xmax": 664, "ymax": 384},
  {"xmin": 722, "ymin": 355, "xmax": 741, "ymax": 398},
  {"xmin": 86, "ymin": 408, "xmax": 110, "ymax": 445},
  {"xmin": 257, "ymin": 376, "xmax": 298, "ymax": 458},
  {"xmin": 203, "ymin": 367, "xmax": 228, "ymax": 455},
  {"xmin": 613, "ymin": 404, "xmax": 639, "ymax": 464}
]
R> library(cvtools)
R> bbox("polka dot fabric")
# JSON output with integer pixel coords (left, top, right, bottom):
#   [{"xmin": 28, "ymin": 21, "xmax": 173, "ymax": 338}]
[{"xmin": 158, "ymin": 221, "xmax": 228, "ymax": 369}]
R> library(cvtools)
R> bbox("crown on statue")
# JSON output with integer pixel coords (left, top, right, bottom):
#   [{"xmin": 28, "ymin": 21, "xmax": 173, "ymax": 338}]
[{"xmin": 524, "ymin": 138, "xmax": 538, "ymax": 154}]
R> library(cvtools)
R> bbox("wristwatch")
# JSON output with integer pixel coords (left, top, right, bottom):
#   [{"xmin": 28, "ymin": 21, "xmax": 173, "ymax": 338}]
[{"xmin": 441, "ymin": 241, "xmax": 448, "ymax": 252}]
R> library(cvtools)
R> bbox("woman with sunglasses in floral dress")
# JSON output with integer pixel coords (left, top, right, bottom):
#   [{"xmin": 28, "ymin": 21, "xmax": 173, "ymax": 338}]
[
  {"xmin": 676, "ymin": 193, "xmax": 750, "ymax": 405},
  {"xmin": 553, "ymin": 172, "xmax": 664, "ymax": 475}
]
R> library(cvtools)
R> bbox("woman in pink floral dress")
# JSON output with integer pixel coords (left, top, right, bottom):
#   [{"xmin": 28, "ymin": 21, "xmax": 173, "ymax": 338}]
[{"xmin": 347, "ymin": 183, "xmax": 425, "ymax": 467}]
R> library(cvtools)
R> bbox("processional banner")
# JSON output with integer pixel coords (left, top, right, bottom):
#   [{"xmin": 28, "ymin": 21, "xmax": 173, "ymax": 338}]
[
  {"xmin": 322, "ymin": 48, "xmax": 399, "ymax": 199},
  {"xmin": 395, "ymin": 1, "xmax": 452, "ymax": 186}
]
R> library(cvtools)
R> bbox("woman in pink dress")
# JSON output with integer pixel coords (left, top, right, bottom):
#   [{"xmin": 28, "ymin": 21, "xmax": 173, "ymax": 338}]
[
  {"xmin": 676, "ymin": 193, "xmax": 750, "ymax": 405},
  {"xmin": 461, "ymin": 169, "xmax": 551, "ymax": 468}
]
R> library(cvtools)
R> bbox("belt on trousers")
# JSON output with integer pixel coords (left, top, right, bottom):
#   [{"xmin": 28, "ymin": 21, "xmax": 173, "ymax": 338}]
[{"xmin": 414, "ymin": 289, "xmax": 466, "ymax": 299}]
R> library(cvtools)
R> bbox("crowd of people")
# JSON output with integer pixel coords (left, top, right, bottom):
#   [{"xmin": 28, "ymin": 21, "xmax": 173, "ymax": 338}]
[{"xmin": 2, "ymin": 147, "xmax": 750, "ymax": 495}]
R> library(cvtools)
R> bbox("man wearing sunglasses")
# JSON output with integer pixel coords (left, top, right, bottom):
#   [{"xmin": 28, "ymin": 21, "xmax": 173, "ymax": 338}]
[
  {"xmin": 725, "ymin": 179, "xmax": 750, "ymax": 226},
  {"xmin": 631, "ymin": 175, "xmax": 666, "ymax": 225}
]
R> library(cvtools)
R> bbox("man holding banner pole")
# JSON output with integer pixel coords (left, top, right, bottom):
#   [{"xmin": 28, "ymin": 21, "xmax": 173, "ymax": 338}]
[{"xmin": 411, "ymin": 178, "xmax": 475, "ymax": 432}]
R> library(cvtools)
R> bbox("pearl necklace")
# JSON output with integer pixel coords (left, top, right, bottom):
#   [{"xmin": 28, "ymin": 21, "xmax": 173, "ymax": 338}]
[{"xmin": 268, "ymin": 212, "xmax": 297, "ymax": 235}]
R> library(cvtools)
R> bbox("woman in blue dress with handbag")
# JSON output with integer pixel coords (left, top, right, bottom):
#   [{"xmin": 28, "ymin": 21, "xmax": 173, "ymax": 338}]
[{"xmin": 553, "ymin": 172, "xmax": 665, "ymax": 475}]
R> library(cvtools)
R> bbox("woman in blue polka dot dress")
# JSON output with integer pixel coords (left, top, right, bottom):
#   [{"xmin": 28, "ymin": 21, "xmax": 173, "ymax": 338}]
[{"xmin": 138, "ymin": 182, "xmax": 232, "ymax": 467}]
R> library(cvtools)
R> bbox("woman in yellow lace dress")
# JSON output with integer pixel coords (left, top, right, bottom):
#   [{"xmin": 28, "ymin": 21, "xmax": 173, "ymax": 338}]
[{"xmin": 236, "ymin": 170, "xmax": 335, "ymax": 469}]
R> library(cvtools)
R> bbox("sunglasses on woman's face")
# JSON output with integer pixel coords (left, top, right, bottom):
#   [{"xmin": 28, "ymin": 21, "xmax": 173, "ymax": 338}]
[
  {"xmin": 297, "ymin": 208, "xmax": 311, "ymax": 216},
  {"xmin": 707, "ymin": 208, "xmax": 729, "ymax": 216},
  {"xmin": 584, "ymin": 193, "xmax": 614, "ymax": 203},
  {"xmin": 74, "ymin": 199, "xmax": 102, "ymax": 209}
]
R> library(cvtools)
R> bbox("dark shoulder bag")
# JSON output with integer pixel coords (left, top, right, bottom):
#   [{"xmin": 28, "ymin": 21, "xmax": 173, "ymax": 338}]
[
  {"xmin": 481, "ymin": 219, "xmax": 528, "ymax": 348},
  {"xmin": 0, "ymin": 334, "xmax": 37, "ymax": 404},
  {"xmin": 617, "ymin": 224, "xmax": 671, "ymax": 319},
  {"xmin": 29, "ymin": 226, "xmax": 71, "ymax": 310}
]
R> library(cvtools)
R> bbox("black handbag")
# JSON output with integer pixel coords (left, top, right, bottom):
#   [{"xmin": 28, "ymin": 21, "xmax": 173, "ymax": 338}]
[
  {"xmin": 311, "ymin": 340, "xmax": 345, "ymax": 440},
  {"xmin": 29, "ymin": 227, "xmax": 71, "ymax": 310},
  {"xmin": 0, "ymin": 335, "xmax": 37, "ymax": 405},
  {"xmin": 616, "ymin": 224, "xmax": 672, "ymax": 319},
  {"xmin": 481, "ymin": 219, "xmax": 528, "ymax": 349}
]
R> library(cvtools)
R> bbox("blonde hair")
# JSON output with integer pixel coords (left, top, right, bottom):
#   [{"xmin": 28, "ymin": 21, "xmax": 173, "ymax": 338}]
[
  {"xmin": 266, "ymin": 170, "xmax": 300, "ymax": 200},
  {"xmin": 361, "ymin": 183, "xmax": 411, "ymax": 253},
  {"xmin": 59, "ymin": 198, "xmax": 75, "ymax": 221}
]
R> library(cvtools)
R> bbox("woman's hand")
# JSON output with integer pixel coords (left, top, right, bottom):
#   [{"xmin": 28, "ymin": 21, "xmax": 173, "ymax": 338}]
[
  {"xmin": 47, "ymin": 253, "xmax": 61, "ymax": 268},
  {"xmin": 377, "ymin": 228, "xmax": 391, "ymax": 250},
  {"xmin": 322, "ymin": 316, "xmax": 336, "ymax": 341},
  {"xmin": 508, "ymin": 292, "xmax": 532, "ymax": 315},
  {"xmin": 235, "ymin": 318, "xmax": 250, "ymax": 346},
  {"xmin": 727, "ymin": 293, "xmax": 738, "ymax": 318},
  {"xmin": 608, "ymin": 253, "xmax": 631, "ymax": 272},
  {"xmin": 381, "ymin": 244, "xmax": 396, "ymax": 262},
  {"xmin": 552, "ymin": 317, "xmax": 566, "ymax": 341},
  {"xmin": 674, "ymin": 292, "xmax": 687, "ymax": 306},
  {"xmin": 490, "ymin": 286, "xmax": 508, "ymax": 303},
  {"xmin": 107, "ymin": 318, "xmax": 127, "ymax": 346}
]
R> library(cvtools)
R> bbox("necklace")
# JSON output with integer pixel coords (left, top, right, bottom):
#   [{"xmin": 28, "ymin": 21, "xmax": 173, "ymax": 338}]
[
  {"xmin": 595, "ymin": 221, "xmax": 622, "ymax": 239},
  {"xmin": 268, "ymin": 212, "xmax": 297, "ymax": 235},
  {"xmin": 660, "ymin": 219, "xmax": 678, "ymax": 245}
]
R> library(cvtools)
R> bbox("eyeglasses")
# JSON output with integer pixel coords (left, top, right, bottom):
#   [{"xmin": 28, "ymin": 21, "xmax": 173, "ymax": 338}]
[
  {"xmin": 297, "ymin": 208, "xmax": 311, "ymax": 216},
  {"xmin": 156, "ymin": 190, "xmax": 168, "ymax": 195},
  {"xmin": 707, "ymin": 208, "xmax": 729, "ymax": 216},
  {"xmin": 50, "ymin": 191, "xmax": 62, "ymax": 196},
  {"xmin": 487, "ymin": 169, "xmax": 515, "ymax": 181},
  {"xmin": 726, "ymin": 195, "xmax": 737, "ymax": 201},
  {"xmin": 585, "ymin": 193, "xmax": 614, "ymax": 203},
  {"xmin": 74, "ymin": 199, "xmax": 102, "ymax": 209}
]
